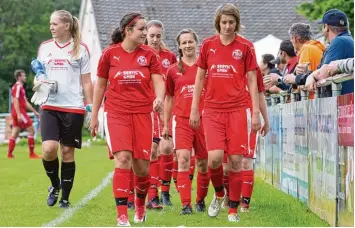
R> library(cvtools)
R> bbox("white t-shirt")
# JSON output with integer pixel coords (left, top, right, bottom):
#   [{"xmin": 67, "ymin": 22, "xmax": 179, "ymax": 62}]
[{"xmin": 37, "ymin": 39, "xmax": 90, "ymax": 114}]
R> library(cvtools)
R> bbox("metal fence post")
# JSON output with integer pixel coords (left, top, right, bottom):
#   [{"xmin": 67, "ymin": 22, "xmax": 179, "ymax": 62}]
[
  {"xmin": 332, "ymin": 82, "xmax": 342, "ymax": 97},
  {"xmin": 315, "ymin": 87, "xmax": 319, "ymax": 98},
  {"xmin": 291, "ymin": 93, "xmax": 297, "ymax": 102},
  {"xmin": 271, "ymin": 97, "xmax": 276, "ymax": 106},
  {"xmin": 301, "ymin": 90, "xmax": 308, "ymax": 101},
  {"xmin": 280, "ymin": 95, "xmax": 285, "ymax": 104}
]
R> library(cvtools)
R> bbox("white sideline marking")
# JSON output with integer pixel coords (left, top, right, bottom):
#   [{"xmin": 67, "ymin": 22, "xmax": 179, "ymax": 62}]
[{"xmin": 42, "ymin": 172, "xmax": 113, "ymax": 227}]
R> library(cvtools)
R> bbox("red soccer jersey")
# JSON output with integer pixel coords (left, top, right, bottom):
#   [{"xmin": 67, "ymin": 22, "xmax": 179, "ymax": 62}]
[
  {"xmin": 196, "ymin": 35, "xmax": 258, "ymax": 111},
  {"xmin": 166, "ymin": 61, "xmax": 205, "ymax": 117},
  {"xmin": 11, "ymin": 82, "xmax": 27, "ymax": 114},
  {"xmin": 158, "ymin": 49, "xmax": 177, "ymax": 77},
  {"xmin": 97, "ymin": 43, "xmax": 162, "ymax": 113}
]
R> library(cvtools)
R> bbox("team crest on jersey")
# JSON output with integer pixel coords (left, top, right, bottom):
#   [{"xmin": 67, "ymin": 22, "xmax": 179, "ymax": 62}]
[
  {"xmin": 232, "ymin": 49, "xmax": 243, "ymax": 60},
  {"xmin": 137, "ymin": 56, "xmax": 147, "ymax": 66},
  {"xmin": 162, "ymin": 59, "xmax": 171, "ymax": 68}
]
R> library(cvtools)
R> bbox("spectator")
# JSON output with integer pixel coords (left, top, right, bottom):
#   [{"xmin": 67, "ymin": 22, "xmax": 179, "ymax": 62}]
[
  {"xmin": 305, "ymin": 9, "xmax": 354, "ymax": 96},
  {"xmin": 259, "ymin": 54, "xmax": 280, "ymax": 76},
  {"xmin": 283, "ymin": 23, "xmax": 325, "ymax": 86},
  {"xmin": 314, "ymin": 58, "xmax": 354, "ymax": 80},
  {"xmin": 264, "ymin": 40, "xmax": 297, "ymax": 92},
  {"xmin": 272, "ymin": 57, "xmax": 286, "ymax": 75}
]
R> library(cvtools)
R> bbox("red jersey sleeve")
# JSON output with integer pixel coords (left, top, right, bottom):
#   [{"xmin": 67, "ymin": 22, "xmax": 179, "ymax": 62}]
[
  {"xmin": 256, "ymin": 68, "xmax": 265, "ymax": 92},
  {"xmin": 171, "ymin": 53, "xmax": 177, "ymax": 64},
  {"xmin": 245, "ymin": 45, "xmax": 258, "ymax": 73},
  {"xmin": 150, "ymin": 53, "xmax": 162, "ymax": 75},
  {"xmin": 165, "ymin": 66, "xmax": 175, "ymax": 97},
  {"xmin": 11, "ymin": 84, "xmax": 21, "ymax": 99},
  {"xmin": 97, "ymin": 48, "xmax": 111, "ymax": 79},
  {"xmin": 196, "ymin": 41, "xmax": 208, "ymax": 70}
]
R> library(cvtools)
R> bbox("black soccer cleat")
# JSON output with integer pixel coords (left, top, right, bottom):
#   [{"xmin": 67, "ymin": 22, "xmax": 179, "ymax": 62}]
[
  {"xmin": 127, "ymin": 201, "xmax": 135, "ymax": 210},
  {"xmin": 161, "ymin": 192, "xmax": 173, "ymax": 206},
  {"xmin": 195, "ymin": 200, "xmax": 206, "ymax": 212},
  {"xmin": 47, "ymin": 186, "xmax": 60, "ymax": 207},
  {"xmin": 180, "ymin": 205, "xmax": 193, "ymax": 215},
  {"xmin": 58, "ymin": 199, "xmax": 70, "ymax": 208}
]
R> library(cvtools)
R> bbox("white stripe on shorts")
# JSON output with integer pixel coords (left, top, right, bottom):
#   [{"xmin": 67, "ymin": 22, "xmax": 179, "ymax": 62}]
[
  {"xmin": 103, "ymin": 112, "xmax": 113, "ymax": 153},
  {"xmin": 172, "ymin": 115, "xmax": 176, "ymax": 149}
]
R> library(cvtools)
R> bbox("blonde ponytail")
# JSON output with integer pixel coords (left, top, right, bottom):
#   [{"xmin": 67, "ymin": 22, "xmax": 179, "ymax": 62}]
[{"xmin": 71, "ymin": 16, "xmax": 81, "ymax": 59}]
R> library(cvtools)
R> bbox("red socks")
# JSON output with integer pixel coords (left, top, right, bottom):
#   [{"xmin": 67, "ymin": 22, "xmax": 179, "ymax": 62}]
[
  {"xmin": 128, "ymin": 169, "xmax": 135, "ymax": 204},
  {"xmin": 7, "ymin": 137, "xmax": 16, "ymax": 156},
  {"xmin": 113, "ymin": 168, "xmax": 130, "ymax": 217},
  {"xmin": 223, "ymin": 174, "xmax": 229, "ymax": 197},
  {"xmin": 147, "ymin": 160, "xmax": 159, "ymax": 201},
  {"xmin": 228, "ymin": 171, "xmax": 242, "ymax": 214},
  {"xmin": 177, "ymin": 171, "xmax": 191, "ymax": 207},
  {"xmin": 160, "ymin": 154, "xmax": 174, "ymax": 193},
  {"xmin": 241, "ymin": 170, "xmax": 254, "ymax": 207},
  {"xmin": 172, "ymin": 160, "xmax": 179, "ymax": 191},
  {"xmin": 189, "ymin": 156, "xmax": 196, "ymax": 181},
  {"xmin": 196, "ymin": 171, "xmax": 210, "ymax": 202},
  {"xmin": 135, "ymin": 174, "xmax": 150, "ymax": 207},
  {"xmin": 28, "ymin": 135, "xmax": 35, "ymax": 154},
  {"xmin": 209, "ymin": 165, "xmax": 224, "ymax": 197}
]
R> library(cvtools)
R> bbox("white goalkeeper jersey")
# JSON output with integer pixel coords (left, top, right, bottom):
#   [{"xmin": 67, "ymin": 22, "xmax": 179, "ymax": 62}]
[{"xmin": 37, "ymin": 39, "xmax": 90, "ymax": 114}]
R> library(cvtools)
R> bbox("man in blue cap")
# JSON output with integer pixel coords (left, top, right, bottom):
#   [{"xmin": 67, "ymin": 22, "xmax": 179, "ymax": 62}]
[{"xmin": 305, "ymin": 9, "xmax": 354, "ymax": 96}]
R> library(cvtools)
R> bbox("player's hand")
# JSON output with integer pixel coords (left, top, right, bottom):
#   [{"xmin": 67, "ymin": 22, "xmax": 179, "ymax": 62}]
[
  {"xmin": 260, "ymin": 121, "xmax": 270, "ymax": 137},
  {"xmin": 162, "ymin": 126, "xmax": 169, "ymax": 140},
  {"xmin": 84, "ymin": 104, "xmax": 92, "ymax": 129},
  {"xmin": 251, "ymin": 112, "xmax": 261, "ymax": 132},
  {"xmin": 153, "ymin": 98, "xmax": 163, "ymax": 113},
  {"xmin": 17, "ymin": 114, "xmax": 23, "ymax": 124},
  {"xmin": 31, "ymin": 80, "xmax": 57, "ymax": 105},
  {"xmin": 34, "ymin": 111, "xmax": 40, "ymax": 120},
  {"xmin": 284, "ymin": 74, "xmax": 296, "ymax": 84},
  {"xmin": 189, "ymin": 110, "xmax": 200, "ymax": 130},
  {"xmin": 89, "ymin": 115, "xmax": 99, "ymax": 137}
]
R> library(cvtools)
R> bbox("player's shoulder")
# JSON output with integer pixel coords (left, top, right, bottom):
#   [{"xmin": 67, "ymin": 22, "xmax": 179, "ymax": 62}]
[
  {"xmin": 138, "ymin": 44, "xmax": 158, "ymax": 56},
  {"xmin": 235, "ymin": 34, "xmax": 254, "ymax": 49},
  {"xmin": 160, "ymin": 49, "xmax": 176, "ymax": 58},
  {"xmin": 101, "ymin": 43, "xmax": 121, "ymax": 56},
  {"xmin": 201, "ymin": 35, "xmax": 219, "ymax": 45},
  {"xmin": 39, "ymin": 39, "xmax": 54, "ymax": 48},
  {"xmin": 79, "ymin": 42, "xmax": 90, "ymax": 55}
]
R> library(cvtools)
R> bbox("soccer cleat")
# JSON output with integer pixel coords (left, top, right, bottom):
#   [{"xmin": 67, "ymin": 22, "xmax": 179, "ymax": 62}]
[
  {"xmin": 208, "ymin": 194, "xmax": 225, "ymax": 217},
  {"xmin": 47, "ymin": 186, "xmax": 60, "ymax": 206},
  {"xmin": 29, "ymin": 153, "xmax": 42, "ymax": 159},
  {"xmin": 7, "ymin": 154, "xmax": 15, "ymax": 159},
  {"xmin": 146, "ymin": 197, "xmax": 163, "ymax": 210},
  {"xmin": 227, "ymin": 213, "xmax": 240, "ymax": 222},
  {"xmin": 180, "ymin": 205, "xmax": 193, "ymax": 215},
  {"xmin": 161, "ymin": 192, "xmax": 173, "ymax": 206},
  {"xmin": 134, "ymin": 205, "xmax": 147, "ymax": 223},
  {"xmin": 117, "ymin": 214, "xmax": 131, "ymax": 227},
  {"xmin": 221, "ymin": 195, "xmax": 229, "ymax": 209},
  {"xmin": 195, "ymin": 200, "xmax": 206, "ymax": 212},
  {"xmin": 240, "ymin": 203, "xmax": 250, "ymax": 213},
  {"xmin": 127, "ymin": 201, "xmax": 135, "ymax": 210},
  {"xmin": 58, "ymin": 199, "xmax": 70, "ymax": 208}
]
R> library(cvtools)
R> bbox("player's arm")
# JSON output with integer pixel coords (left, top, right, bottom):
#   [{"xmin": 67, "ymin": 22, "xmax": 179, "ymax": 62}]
[
  {"xmin": 258, "ymin": 92, "xmax": 269, "ymax": 136},
  {"xmin": 25, "ymin": 100, "xmax": 39, "ymax": 116},
  {"xmin": 189, "ymin": 67, "xmax": 205, "ymax": 129},
  {"xmin": 152, "ymin": 74, "xmax": 165, "ymax": 102},
  {"xmin": 247, "ymin": 70, "xmax": 261, "ymax": 132},
  {"xmin": 13, "ymin": 97, "xmax": 22, "ymax": 120},
  {"xmin": 164, "ymin": 95, "xmax": 173, "ymax": 131},
  {"xmin": 81, "ymin": 73, "xmax": 93, "ymax": 105}
]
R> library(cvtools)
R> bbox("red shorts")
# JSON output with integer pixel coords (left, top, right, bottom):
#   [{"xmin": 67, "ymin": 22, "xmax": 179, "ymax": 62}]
[
  {"xmin": 203, "ymin": 109, "xmax": 248, "ymax": 155},
  {"xmin": 104, "ymin": 112, "xmax": 153, "ymax": 161},
  {"xmin": 11, "ymin": 112, "xmax": 33, "ymax": 129},
  {"xmin": 172, "ymin": 116, "xmax": 208, "ymax": 159}
]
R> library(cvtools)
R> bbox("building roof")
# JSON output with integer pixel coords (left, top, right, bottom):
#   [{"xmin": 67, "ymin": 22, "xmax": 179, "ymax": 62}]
[{"xmin": 90, "ymin": 0, "xmax": 320, "ymax": 51}]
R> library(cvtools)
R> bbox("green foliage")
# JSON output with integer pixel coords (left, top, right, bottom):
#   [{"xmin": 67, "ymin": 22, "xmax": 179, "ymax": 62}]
[
  {"xmin": 0, "ymin": 0, "xmax": 81, "ymax": 113},
  {"xmin": 297, "ymin": 0, "xmax": 354, "ymax": 36}
]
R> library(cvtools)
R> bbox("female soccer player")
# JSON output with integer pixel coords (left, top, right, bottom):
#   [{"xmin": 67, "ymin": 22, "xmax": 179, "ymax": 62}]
[
  {"xmin": 145, "ymin": 20, "xmax": 176, "ymax": 208},
  {"xmin": 164, "ymin": 29, "xmax": 210, "ymax": 215},
  {"xmin": 35, "ymin": 10, "xmax": 92, "ymax": 209},
  {"xmin": 190, "ymin": 3, "xmax": 261, "ymax": 222},
  {"xmin": 90, "ymin": 13, "xmax": 165, "ymax": 226}
]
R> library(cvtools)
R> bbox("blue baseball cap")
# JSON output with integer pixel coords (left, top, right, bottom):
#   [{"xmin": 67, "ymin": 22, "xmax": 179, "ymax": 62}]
[{"xmin": 318, "ymin": 9, "xmax": 348, "ymax": 26}]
